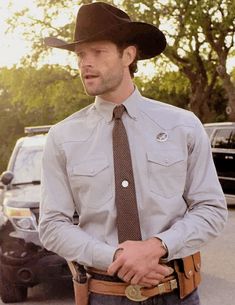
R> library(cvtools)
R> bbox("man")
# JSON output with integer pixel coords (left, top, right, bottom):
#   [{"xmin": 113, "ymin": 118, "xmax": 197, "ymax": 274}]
[{"xmin": 39, "ymin": 2, "xmax": 227, "ymax": 305}]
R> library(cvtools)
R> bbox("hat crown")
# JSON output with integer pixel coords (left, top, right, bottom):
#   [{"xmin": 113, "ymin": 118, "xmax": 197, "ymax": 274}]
[
  {"xmin": 45, "ymin": 1, "xmax": 166, "ymax": 60},
  {"xmin": 74, "ymin": 2, "xmax": 131, "ymax": 42}
]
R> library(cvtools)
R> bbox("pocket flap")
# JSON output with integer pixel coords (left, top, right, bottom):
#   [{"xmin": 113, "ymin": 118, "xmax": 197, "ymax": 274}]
[
  {"xmin": 181, "ymin": 252, "xmax": 201, "ymax": 278},
  {"xmin": 72, "ymin": 158, "xmax": 109, "ymax": 177},
  {"xmin": 182, "ymin": 255, "xmax": 194, "ymax": 279},
  {"xmin": 192, "ymin": 251, "xmax": 201, "ymax": 272},
  {"xmin": 147, "ymin": 150, "xmax": 184, "ymax": 167}
]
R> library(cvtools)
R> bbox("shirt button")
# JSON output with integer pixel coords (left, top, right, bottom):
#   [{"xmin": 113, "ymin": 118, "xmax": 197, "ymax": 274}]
[{"xmin": 121, "ymin": 180, "xmax": 129, "ymax": 188}]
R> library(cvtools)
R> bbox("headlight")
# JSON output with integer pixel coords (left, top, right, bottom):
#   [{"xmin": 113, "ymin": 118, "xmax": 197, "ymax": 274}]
[
  {"xmin": 0, "ymin": 208, "xmax": 8, "ymax": 227},
  {"xmin": 4, "ymin": 206, "xmax": 37, "ymax": 232}
]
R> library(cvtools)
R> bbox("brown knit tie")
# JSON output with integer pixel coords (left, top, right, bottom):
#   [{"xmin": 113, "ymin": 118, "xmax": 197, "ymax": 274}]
[{"xmin": 112, "ymin": 105, "xmax": 142, "ymax": 243}]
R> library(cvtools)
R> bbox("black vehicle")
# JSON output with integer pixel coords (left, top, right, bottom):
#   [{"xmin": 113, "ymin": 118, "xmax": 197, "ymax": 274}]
[
  {"xmin": 0, "ymin": 126, "xmax": 75, "ymax": 303},
  {"xmin": 204, "ymin": 122, "xmax": 235, "ymax": 205}
]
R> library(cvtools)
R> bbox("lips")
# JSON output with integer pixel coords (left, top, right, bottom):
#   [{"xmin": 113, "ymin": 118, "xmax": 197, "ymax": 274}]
[{"xmin": 83, "ymin": 74, "xmax": 99, "ymax": 80}]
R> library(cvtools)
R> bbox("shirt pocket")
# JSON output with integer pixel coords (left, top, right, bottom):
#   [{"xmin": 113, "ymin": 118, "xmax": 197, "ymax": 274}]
[
  {"xmin": 147, "ymin": 150, "xmax": 187, "ymax": 198},
  {"xmin": 69, "ymin": 156, "xmax": 113, "ymax": 208}
]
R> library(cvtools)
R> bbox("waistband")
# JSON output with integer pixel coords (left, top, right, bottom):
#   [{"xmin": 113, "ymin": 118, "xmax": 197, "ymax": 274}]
[
  {"xmin": 69, "ymin": 252, "xmax": 201, "ymax": 302},
  {"xmin": 87, "ymin": 276, "xmax": 177, "ymax": 301},
  {"xmin": 86, "ymin": 267, "xmax": 178, "ymax": 301}
]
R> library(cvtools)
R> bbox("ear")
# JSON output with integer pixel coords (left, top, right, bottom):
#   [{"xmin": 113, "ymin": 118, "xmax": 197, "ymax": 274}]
[{"xmin": 122, "ymin": 46, "xmax": 137, "ymax": 67}]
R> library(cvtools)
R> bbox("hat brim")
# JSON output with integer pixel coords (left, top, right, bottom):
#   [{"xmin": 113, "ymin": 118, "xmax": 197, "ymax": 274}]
[{"xmin": 44, "ymin": 22, "xmax": 166, "ymax": 60}]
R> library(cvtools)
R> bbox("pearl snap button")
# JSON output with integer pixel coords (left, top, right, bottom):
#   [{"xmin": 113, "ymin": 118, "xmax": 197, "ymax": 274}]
[{"xmin": 122, "ymin": 180, "xmax": 129, "ymax": 188}]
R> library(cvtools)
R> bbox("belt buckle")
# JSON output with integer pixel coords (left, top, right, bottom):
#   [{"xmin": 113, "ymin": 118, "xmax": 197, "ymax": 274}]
[
  {"xmin": 170, "ymin": 279, "xmax": 178, "ymax": 290},
  {"xmin": 125, "ymin": 285, "xmax": 148, "ymax": 302}
]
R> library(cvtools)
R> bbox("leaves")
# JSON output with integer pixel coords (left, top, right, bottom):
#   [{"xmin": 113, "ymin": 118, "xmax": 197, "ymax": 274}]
[
  {"xmin": 123, "ymin": 0, "xmax": 235, "ymax": 121},
  {"xmin": 1, "ymin": 0, "xmax": 235, "ymax": 170},
  {"xmin": 0, "ymin": 65, "xmax": 92, "ymax": 172}
]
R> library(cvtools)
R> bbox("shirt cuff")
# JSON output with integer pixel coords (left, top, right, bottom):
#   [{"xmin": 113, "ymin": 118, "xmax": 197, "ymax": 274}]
[
  {"xmin": 156, "ymin": 228, "xmax": 185, "ymax": 261},
  {"xmin": 92, "ymin": 242, "xmax": 117, "ymax": 270}
]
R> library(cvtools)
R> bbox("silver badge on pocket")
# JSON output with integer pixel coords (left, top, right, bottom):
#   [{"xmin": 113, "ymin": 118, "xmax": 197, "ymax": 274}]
[{"xmin": 156, "ymin": 132, "xmax": 168, "ymax": 142}]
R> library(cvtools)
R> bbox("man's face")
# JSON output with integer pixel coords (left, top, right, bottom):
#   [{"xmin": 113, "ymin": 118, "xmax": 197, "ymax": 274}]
[{"xmin": 75, "ymin": 40, "xmax": 126, "ymax": 98}]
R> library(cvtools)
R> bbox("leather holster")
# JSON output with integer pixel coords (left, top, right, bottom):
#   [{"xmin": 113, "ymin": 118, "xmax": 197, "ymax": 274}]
[
  {"xmin": 73, "ymin": 279, "xmax": 89, "ymax": 305},
  {"xmin": 68, "ymin": 261, "xmax": 89, "ymax": 305}
]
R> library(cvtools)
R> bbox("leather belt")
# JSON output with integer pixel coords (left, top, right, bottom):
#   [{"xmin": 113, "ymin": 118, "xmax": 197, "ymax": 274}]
[
  {"xmin": 87, "ymin": 267, "xmax": 123, "ymax": 283},
  {"xmin": 88, "ymin": 276, "xmax": 178, "ymax": 302}
]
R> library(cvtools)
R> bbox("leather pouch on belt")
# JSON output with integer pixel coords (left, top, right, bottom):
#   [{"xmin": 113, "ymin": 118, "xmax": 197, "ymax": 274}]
[
  {"xmin": 67, "ymin": 261, "xmax": 89, "ymax": 305},
  {"xmin": 173, "ymin": 252, "xmax": 201, "ymax": 299},
  {"xmin": 73, "ymin": 279, "xmax": 89, "ymax": 305}
]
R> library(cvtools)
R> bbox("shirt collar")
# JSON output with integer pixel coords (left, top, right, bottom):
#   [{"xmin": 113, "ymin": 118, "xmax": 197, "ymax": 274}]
[{"xmin": 94, "ymin": 88, "xmax": 141, "ymax": 123}]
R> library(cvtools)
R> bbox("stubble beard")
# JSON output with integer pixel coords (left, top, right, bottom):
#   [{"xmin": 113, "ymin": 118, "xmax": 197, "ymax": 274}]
[{"xmin": 82, "ymin": 69, "xmax": 124, "ymax": 97}]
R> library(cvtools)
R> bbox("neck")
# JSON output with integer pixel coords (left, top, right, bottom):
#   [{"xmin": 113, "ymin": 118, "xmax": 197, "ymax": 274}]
[{"xmin": 99, "ymin": 73, "xmax": 135, "ymax": 104}]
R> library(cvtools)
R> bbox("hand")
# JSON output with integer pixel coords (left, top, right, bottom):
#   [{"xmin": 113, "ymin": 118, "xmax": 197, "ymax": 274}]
[
  {"xmin": 107, "ymin": 238, "xmax": 173, "ymax": 286},
  {"xmin": 137, "ymin": 266, "xmax": 173, "ymax": 287}
]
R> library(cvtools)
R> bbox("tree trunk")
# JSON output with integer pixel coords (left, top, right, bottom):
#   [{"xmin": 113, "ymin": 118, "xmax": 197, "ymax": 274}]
[
  {"xmin": 216, "ymin": 64, "xmax": 235, "ymax": 122},
  {"xmin": 182, "ymin": 67, "xmax": 216, "ymax": 123},
  {"xmin": 188, "ymin": 82, "xmax": 214, "ymax": 123}
]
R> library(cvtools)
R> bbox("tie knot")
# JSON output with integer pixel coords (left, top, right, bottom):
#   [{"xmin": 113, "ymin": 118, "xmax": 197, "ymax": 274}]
[{"xmin": 113, "ymin": 105, "xmax": 125, "ymax": 120}]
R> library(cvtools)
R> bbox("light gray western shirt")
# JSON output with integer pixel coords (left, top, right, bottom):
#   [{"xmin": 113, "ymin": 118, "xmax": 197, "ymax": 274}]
[{"xmin": 39, "ymin": 88, "xmax": 227, "ymax": 270}]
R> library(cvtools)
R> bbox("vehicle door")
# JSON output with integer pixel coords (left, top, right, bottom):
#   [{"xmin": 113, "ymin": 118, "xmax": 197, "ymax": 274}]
[{"xmin": 211, "ymin": 128, "xmax": 235, "ymax": 194}]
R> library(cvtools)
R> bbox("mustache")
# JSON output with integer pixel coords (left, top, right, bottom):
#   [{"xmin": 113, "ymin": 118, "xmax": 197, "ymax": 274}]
[{"xmin": 80, "ymin": 69, "xmax": 100, "ymax": 79}]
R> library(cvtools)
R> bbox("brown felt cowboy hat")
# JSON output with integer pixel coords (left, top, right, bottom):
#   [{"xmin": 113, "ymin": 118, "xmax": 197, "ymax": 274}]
[{"xmin": 45, "ymin": 2, "xmax": 166, "ymax": 60}]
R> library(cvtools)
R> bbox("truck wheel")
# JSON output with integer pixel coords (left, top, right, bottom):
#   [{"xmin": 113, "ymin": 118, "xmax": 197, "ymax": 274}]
[{"xmin": 0, "ymin": 275, "xmax": 27, "ymax": 303}]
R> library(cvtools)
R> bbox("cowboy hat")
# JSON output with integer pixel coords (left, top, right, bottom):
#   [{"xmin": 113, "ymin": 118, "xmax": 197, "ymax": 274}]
[{"xmin": 44, "ymin": 2, "xmax": 166, "ymax": 60}]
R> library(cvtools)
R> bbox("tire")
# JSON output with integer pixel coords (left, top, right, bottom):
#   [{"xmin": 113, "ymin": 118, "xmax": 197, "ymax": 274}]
[{"xmin": 0, "ymin": 273, "xmax": 27, "ymax": 303}]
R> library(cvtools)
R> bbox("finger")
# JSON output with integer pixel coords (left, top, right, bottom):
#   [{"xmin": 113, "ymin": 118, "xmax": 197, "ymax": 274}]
[
  {"xmin": 120, "ymin": 270, "xmax": 135, "ymax": 283},
  {"xmin": 140, "ymin": 275, "xmax": 165, "ymax": 286},
  {"xmin": 132, "ymin": 274, "xmax": 160, "ymax": 286},
  {"xmin": 107, "ymin": 258, "xmax": 123, "ymax": 276},
  {"xmin": 129, "ymin": 272, "xmax": 144, "ymax": 285},
  {"xmin": 137, "ymin": 281, "xmax": 155, "ymax": 288},
  {"xmin": 143, "ymin": 272, "xmax": 165, "ymax": 282},
  {"xmin": 146, "ymin": 270, "xmax": 161, "ymax": 278},
  {"xmin": 155, "ymin": 265, "xmax": 174, "ymax": 277}
]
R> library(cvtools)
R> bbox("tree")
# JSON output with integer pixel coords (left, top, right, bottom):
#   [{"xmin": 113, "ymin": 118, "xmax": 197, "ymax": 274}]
[
  {"xmin": 199, "ymin": 0, "xmax": 235, "ymax": 121},
  {"xmin": 0, "ymin": 65, "xmax": 91, "ymax": 171},
  {"xmin": 4, "ymin": 0, "xmax": 235, "ymax": 121},
  {"xmin": 5, "ymin": 0, "xmax": 111, "ymax": 65},
  {"xmin": 122, "ymin": 0, "xmax": 235, "ymax": 122},
  {"xmin": 135, "ymin": 70, "xmax": 227, "ymax": 122}
]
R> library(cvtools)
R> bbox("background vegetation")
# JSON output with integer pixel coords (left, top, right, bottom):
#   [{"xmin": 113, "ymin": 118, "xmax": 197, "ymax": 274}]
[{"xmin": 0, "ymin": 0, "xmax": 234, "ymax": 172}]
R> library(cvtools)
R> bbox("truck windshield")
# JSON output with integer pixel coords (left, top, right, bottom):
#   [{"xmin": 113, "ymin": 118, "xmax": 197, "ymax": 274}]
[{"xmin": 12, "ymin": 146, "xmax": 43, "ymax": 185}]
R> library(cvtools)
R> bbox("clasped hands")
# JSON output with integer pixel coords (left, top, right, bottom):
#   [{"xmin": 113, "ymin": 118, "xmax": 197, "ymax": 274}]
[{"xmin": 107, "ymin": 238, "xmax": 174, "ymax": 287}]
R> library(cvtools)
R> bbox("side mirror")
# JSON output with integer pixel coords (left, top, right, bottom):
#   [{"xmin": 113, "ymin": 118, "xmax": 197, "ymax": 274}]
[{"xmin": 1, "ymin": 171, "xmax": 14, "ymax": 186}]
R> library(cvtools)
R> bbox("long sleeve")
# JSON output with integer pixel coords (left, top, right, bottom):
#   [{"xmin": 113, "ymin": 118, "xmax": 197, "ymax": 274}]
[
  {"xmin": 156, "ymin": 116, "xmax": 228, "ymax": 260},
  {"xmin": 39, "ymin": 128, "xmax": 116, "ymax": 270}
]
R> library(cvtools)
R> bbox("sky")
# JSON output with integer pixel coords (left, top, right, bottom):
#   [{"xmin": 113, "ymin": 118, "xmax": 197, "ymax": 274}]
[
  {"xmin": 0, "ymin": 0, "xmax": 77, "ymax": 68},
  {"xmin": 0, "ymin": 1, "xmax": 30, "ymax": 67},
  {"xmin": 0, "ymin": 0, "xmax": 234, "ymax": 72}
]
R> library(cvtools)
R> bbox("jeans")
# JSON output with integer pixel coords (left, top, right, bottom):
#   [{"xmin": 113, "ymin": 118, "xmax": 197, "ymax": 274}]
[{"xmin": 89, "ymin": 289, "xmax": 201, "ymax": 305}]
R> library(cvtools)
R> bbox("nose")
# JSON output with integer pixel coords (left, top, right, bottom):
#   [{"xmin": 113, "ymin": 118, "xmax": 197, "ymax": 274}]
[{"xmin": 78, "ymin": 54, "xmax": 93, "ymax": 69}]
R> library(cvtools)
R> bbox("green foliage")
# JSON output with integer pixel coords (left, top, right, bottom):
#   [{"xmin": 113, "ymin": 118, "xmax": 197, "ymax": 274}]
[
  {"xmin": 231, "ymin": 67, "xmax": 235, "ymax": 81},
  {"xmin": 123, "ymin": 0, "xmax": 234, "ymax": 121},
  {"xmin": 0, "ymin": 65, "xmax": 92, "ymax": 172},
  {"xmin": 1, "ymin": 0, "xmax": 234, "ymax": 170},
  {"xmin": 135, "ymin": 71, "xmax": 190, "ymax": 109}
]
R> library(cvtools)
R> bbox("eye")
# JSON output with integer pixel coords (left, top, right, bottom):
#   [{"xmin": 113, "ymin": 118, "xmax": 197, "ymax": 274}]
[
  {"xmin": 76, "ymin": 51, "xmax": 84, "ymax": 59},
  {"xmin": 94, "ymin": 49, "xmax": 102, "ymax": 55},
  {"xmin": 94, "ymin": 48, "xmax": 106, "ymax": 56}
]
